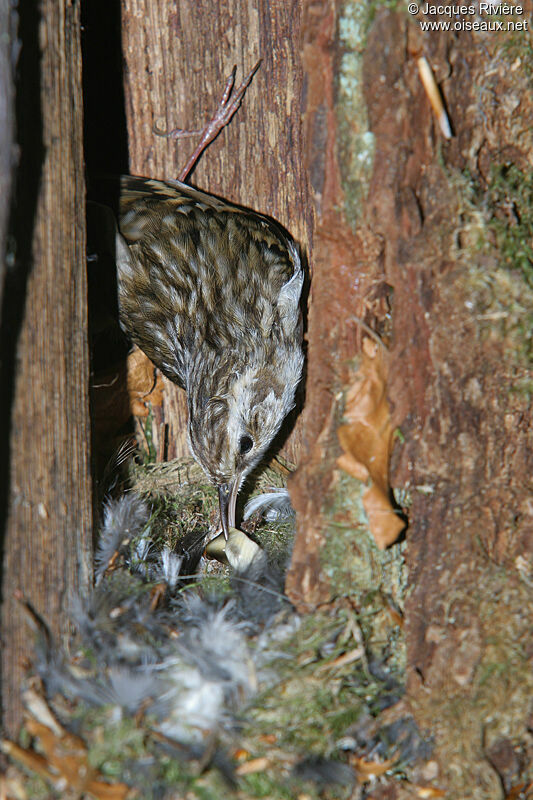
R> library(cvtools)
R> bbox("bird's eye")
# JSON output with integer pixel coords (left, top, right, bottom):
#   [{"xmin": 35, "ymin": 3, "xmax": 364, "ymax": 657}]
[{"xmin": 239, "ymin": 435, "xmax": 254, "ymax": 455}]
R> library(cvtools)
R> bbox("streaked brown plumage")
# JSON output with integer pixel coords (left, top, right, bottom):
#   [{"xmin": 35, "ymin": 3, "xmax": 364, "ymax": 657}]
[{"xmin": 115, "ymin": 176, "xmax": 304, "ymax": 536}]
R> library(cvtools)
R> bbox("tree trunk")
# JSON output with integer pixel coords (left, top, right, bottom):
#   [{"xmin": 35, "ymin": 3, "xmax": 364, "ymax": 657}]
[
  {"xmin": 0, "ymin": 0, "xmax": 92, "ymax": 736},
  {"xmin": 368, "ymin": 11, "xmax": 533, "ymax": 794},
  {"xmin": 289, "ymin": 1, "xmax": 533, "ymax": 796}
]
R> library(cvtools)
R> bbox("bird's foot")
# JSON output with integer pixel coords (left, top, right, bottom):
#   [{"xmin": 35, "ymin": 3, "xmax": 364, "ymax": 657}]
[{"xmin": 153, "ymin": 60, "xmax": 261, "ymax": 182}]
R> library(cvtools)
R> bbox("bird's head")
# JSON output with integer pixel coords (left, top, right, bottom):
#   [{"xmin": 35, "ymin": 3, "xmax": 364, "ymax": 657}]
[{"xmin": 187, "ymin": 352, "xmax": 303, "ymax": 537}]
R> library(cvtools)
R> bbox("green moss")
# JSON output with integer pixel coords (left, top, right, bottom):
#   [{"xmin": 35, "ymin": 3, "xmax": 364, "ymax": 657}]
[
  {"xmin": 240, "ymin": 772, "xmax": 296, "ymax": 799},
  {"xmin": 393, "ymin": 427, "xmax": 405, "ymax": 444},
  {"xmin": 498, "ymin": 21, "xmax": 533, "ymax": 77},
  {"xmin": 316, "ymin": 470, "xmax": 407, "ymax": 676},
  {"xmin": 321, "ymin": 471, "xmax": 366, "ymax": 590},
  {"xmin": 242, "ymin": 607, "xmax": 400, "ymax": 796},
  {"xmin": 486, "ymin": 164, "xmax": 533, "ymax": 287},
  {"xmin": 87, "ymin": 713, "xmax": 148, "ymax": 775},
  {"xmin": 412, "ymin": 568, "xmax": 533, "ymax": 797},
  {"xmin": 138, "ymin": 405, "xmax": 157, "ymax": 463},
  {"xmin": 323, "ymin": 473, "xmax": 407, "ymax": 597},
  {"xmin": 79, "ymin": 705, "xmax": 234, "ymax": 798},
  {"xmin": 337, "ymin": 1, "xmax": 415, "ymax": 228},
  {"xmin": 336, "ymin": 1, "xmax": 375, "ymax": 229},
  {"xmin": 250, "ymin": 516, "xmax": 296, "ymax": 574},
  {"xmin": 453, "ymin": 165, "xmax": 533, "ymax": 367},
  {"xmin": 128, "ymin": 457, "xmax": 217, "ymax": 553},
  {"xmin": 25, "ymin": 778, "xmax": 51, "ymax": 799}
]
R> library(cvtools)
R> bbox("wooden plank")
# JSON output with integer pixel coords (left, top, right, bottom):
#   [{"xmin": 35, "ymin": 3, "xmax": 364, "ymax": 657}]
[{"xmin": 1, "ymin": 0, "xmax": 92, "ymax": 736}]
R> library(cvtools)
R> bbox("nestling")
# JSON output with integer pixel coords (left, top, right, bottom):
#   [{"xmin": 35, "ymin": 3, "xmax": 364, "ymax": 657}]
[{"xmin": 115, "ymin": 176, "xmax": 304, "ymax": 537}]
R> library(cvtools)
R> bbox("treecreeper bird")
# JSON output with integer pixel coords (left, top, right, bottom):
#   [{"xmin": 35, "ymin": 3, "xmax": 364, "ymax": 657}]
[{"xmin": 115, "ymin": 176, "xmax": 304, "ymax": 538}]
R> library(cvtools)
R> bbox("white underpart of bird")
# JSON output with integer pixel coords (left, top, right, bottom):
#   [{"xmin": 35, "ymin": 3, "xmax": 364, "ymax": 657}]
[{"xmin": 115, "ymin": 176, "xmax": 304, "ymax": 537}]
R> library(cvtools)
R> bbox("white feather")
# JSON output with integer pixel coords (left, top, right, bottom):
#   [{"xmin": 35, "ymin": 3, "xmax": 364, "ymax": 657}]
[
  {"xmin": 95, "ymin": 495, "xmax": 150, "ymax": 582},
  {"xmin": 243, "ymin": 488, "xmax": 294, "ymax": 521}
]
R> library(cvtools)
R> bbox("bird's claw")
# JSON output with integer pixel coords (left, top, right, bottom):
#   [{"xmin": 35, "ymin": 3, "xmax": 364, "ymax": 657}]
[{"xmin": 153, "ymin": 61, "xmax": 261, "ymax": 182}]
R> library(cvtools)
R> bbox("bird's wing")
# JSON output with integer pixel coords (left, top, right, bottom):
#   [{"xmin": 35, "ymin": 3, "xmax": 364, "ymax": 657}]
[{"xmin": 118, "ymin": 175, "xmax": 241, "ymax": 242}]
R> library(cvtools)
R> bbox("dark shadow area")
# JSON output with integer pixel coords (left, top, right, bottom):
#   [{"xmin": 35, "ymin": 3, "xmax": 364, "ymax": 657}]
[
  {"xmin": 0, "ymin": 1, "xmax": 44, "ymax": 735},
  {"xmin": 82, "ymin": 2, "xmax": 133, "ymax": 503},
  {"xmin": 81, "ymin": 0, "xmax": 128, "ymax": 178}
]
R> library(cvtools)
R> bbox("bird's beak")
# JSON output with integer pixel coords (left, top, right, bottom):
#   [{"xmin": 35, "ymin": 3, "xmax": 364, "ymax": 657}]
[{"xmin": 218, "ymin": 479, "xmax": 240, "ymax": 540}]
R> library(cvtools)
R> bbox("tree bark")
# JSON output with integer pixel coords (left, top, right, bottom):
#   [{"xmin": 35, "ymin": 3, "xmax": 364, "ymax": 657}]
[
  {"xmin": 290, "ymin": 0, "xmax": 533, "ymax": 795},
  {"xmin": 286, "ymin": 0, "xmax": 390, "ymax": 608},
  {"xmin": 120, "ymin": 0, "xmax": 311, "ymax": 466},
  {"xmin": 364, "ymin": 11, "xmax": 533, "ymax": 794},
  {"xmin": 0, "ymin": 0, "xmax": 92, "ymax": 736}
]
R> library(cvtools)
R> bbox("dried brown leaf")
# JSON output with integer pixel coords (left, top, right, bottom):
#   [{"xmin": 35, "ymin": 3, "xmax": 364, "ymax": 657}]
[
  {"xmin": 127, "ymin": 347, "xmax": 165, "ymax": 416},
  {"xmin": 233, "ymin": 747, "xmax": 251, "ymax": 760},
  {"xmin": 258, "ymin": 734, "xmax": 277, "ymax": 744},
  {"xmin": 1, "ymin": 740, "xmax": 56, "ymax": 785},
  {"xmin": 413, "ymin": 785, "xmax": 447, "ymax": 798},
  {"xmin": 505, "ymin": 783, "xmax": 533, "ymax": 800},
  {"xmin": 350, "ymin": 753, "xmax": 398, "ymax": 779},
  {"xmin": 316, "ymin": 646, "xmax": 365, "ymax": 673},
  {"xmin": 4, "ymin": 714, "xmax": 131, "ymax": 800},
  {"xmin": 235, "ymin": 756, "xmax": 271, "ymax": 775},
  {"xmin": 25, "ymin": 718, "xmax": 89, "ymax": 789},
  {"xmin": 337, "ymin": 338, "xmax": 404, "ymax": 548},
  {"xmin": 0, "ymin": 771, "xmax": 30, "ymax": 800},
  {"xmin": 85, "ymin": 780, "xmax": 133, "ymax": 800}
]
